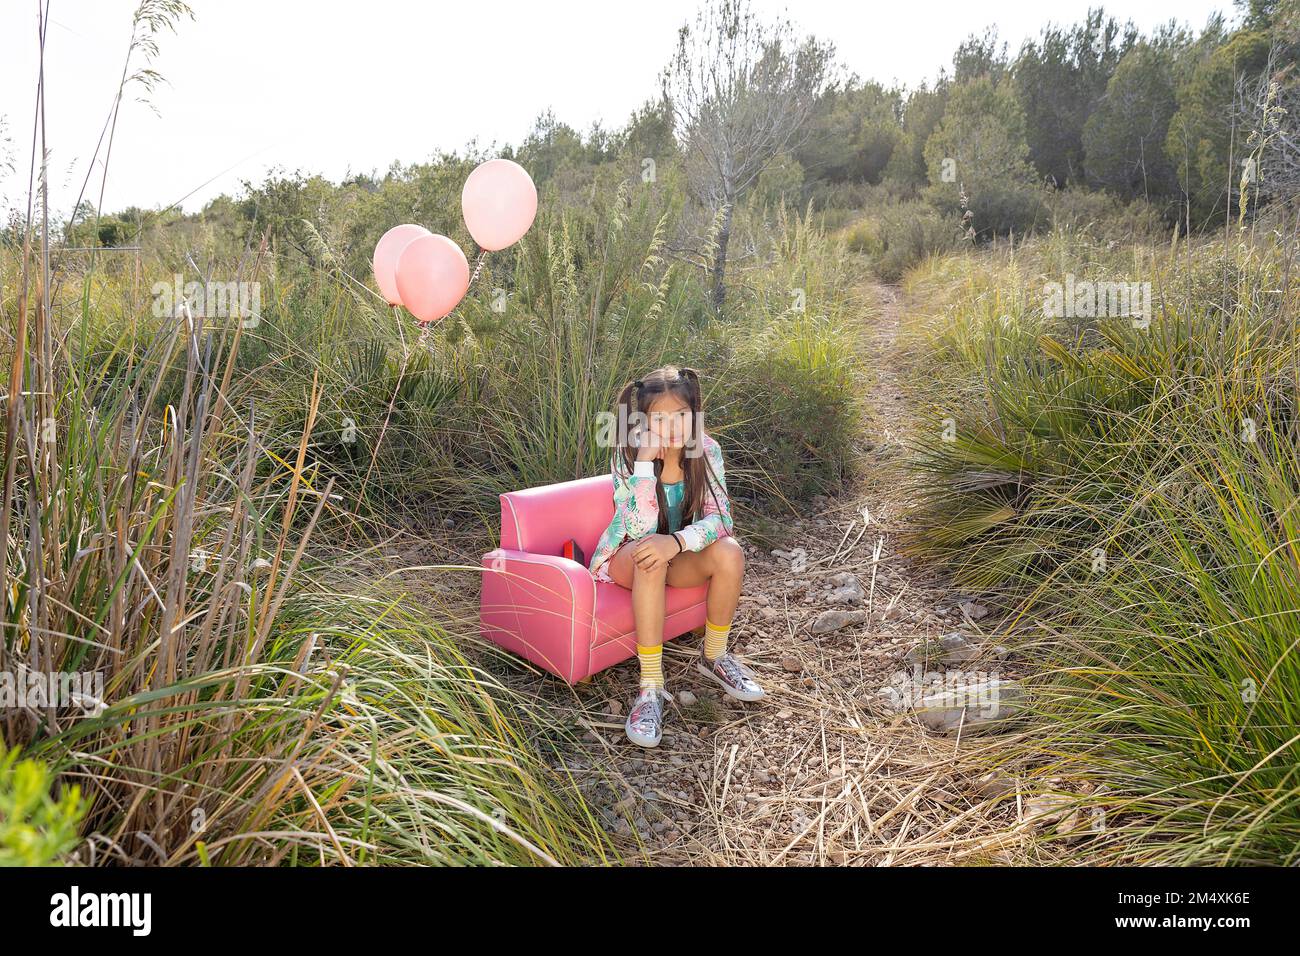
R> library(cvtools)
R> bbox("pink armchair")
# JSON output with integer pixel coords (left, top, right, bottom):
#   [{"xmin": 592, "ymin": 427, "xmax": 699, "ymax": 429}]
[{"xmin": 479, "ymin": 475, "xmax": 710, "ymax": 683}]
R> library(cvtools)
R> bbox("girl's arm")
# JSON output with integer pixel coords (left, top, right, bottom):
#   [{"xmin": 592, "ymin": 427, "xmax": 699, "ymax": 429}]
[
  {"xmin": 676, "ymin": 436, "xmax": 733, "ymax": 552},
  {"xmin": 612, "ymin": 454, "xmax": 660, "ymax": 539}
]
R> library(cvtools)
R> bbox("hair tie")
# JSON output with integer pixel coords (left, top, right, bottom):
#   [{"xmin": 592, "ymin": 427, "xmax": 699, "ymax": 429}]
[{"xmin": 632, "ymin": 379, "xmax": 644, "ymax": 390}]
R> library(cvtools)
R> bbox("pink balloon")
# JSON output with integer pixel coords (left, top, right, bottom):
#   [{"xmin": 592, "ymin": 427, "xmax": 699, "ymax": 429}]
[
  {"xmin": 462, "ymin": 158, "xmax": 538, "ymax": 251},
  {"xmin": 394, "ymin": 234, "xmax": 470, "ymax": 324},
  {"xmin": 373, "ymin": 224, "xmax": 431, "ymax": 305}
]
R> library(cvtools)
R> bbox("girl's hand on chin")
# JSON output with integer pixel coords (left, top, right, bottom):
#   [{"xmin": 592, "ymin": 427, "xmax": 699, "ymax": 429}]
[{"xmin": 635, "ymin": 434, "xmax": 667, "ymax": 461}]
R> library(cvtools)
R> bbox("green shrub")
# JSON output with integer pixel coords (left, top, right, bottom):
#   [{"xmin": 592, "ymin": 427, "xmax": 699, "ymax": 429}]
[
  {"xmin": 0, "ymin": 750, "xmax": 85, "ymax": 867},
  {"xmin": 922, "ymin": 76, "xmax": 1050, "ymax": 239},
  {"xmin": 714, "ymin": 313, "xmax": 860, "ymax": 502},
  {"xmin": 854, "ymin": 201, "xmax": 960, "ymax": 282},
  {"xmin": 901, "ymin": 232, "xmax": 1300, "ymax": 864},
  {"xmin": 1046, "ymin": 189, "xmax": 1169, "ymax": 243}
]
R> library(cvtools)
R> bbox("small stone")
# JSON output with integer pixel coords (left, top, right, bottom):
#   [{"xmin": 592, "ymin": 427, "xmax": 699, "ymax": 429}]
[
  {"xmin": 811, "ymin": 608, "xmax": 868, "ymax": 634},
  {"xmin": 613, "ymin": 794, "xmax": 637, "ymax": 813},
  {"xmin": 606, "ymin": 698, "xmax": 624, "ymax": 717},
  {"xmin": 826, "ymin": 577, "xmax": 866, "ymax": 605},
  {"xmin": 914, "ymin": 679, "xmax": 1024, "ymax": 733},
  {"xmin": 876, "ymin": 686, "xmax": 905, "ymax": 712},
  {"xmin": 907, "ymin": 632, "xmax": 979, "ymax": 668},
  {"xmin": 974, "ymin": 770, "xmax": 1017, "ymax": 799},
  {"xmin": 1022, "ymin": 792, "xmax": 1070, "ymax": 829},
  {"xmin": 782, "ymin": 656, "xmax": 802, "ymax": 672},
  {"xmin": 677, "ymin": 690, "xmax": 697, "ymax": 707},
  {"xmin": 958, "ymin": 600, "xmax": 989, "ymax": 621}
]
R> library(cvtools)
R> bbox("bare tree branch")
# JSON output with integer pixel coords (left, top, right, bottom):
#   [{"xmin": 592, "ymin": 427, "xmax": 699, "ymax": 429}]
[{"xmin": 661, "ymin": 0, "xmax": 833, "ymax": 310}]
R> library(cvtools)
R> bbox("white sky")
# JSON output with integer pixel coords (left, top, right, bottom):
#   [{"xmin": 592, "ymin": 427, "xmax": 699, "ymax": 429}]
[{"xmin": 0, "ymin": 0, "xmax": 1234, "ymax": 218}]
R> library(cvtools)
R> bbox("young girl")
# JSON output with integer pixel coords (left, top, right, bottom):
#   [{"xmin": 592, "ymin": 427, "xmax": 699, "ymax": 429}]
[{"xmin": 589, "ymin": 365, "xmax": 765, "ymax": 747}]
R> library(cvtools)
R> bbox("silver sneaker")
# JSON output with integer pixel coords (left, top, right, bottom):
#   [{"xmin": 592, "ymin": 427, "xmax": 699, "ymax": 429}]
[
  {"xmin": 625, "ymin": 686, "xmax": 673, "ymax": 748},
  {"xmin": 698, "ymin": 652, "xmax": 765, "ymax": 702}
]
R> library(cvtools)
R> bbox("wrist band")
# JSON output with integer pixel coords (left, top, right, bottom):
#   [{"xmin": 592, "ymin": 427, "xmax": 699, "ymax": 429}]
[{"xmin": 673, "ymin": 533, "xmax": 684, "ymax": 553}]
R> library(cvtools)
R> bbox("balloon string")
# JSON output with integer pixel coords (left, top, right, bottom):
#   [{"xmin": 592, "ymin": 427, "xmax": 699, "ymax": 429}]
[
  {"xmin": 468, "ymin": 249, "xmax": 488, "ymax": 289},
  {"xmin": 413, "ymin": 250, "xmax": 485, "ymax": 355}
]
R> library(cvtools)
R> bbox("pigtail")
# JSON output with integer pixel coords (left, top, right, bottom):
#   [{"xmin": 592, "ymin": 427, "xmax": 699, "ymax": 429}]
[
  {"xmin": 615, "ymin": 379, "xmax": 641, "ymax": 474},
  {"xmin": 679, "ymin": 367, "xmax": 703, "ymax": 454}
]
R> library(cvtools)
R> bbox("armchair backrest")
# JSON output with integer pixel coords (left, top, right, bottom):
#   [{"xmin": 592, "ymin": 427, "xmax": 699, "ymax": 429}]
[{"xmin": 499, "ymin": 474, "xmax": 615, "ymax": 561}]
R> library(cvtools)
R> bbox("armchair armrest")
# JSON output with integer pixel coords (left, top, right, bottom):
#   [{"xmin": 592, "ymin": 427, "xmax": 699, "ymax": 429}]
[{"xmin": 480, "ymin": 548, "xmax": 597, "ymax": 682}]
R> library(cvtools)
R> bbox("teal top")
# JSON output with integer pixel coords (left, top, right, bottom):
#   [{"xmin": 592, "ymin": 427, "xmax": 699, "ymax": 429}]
[{"xmin": 663, "ymin": 480, "xmax": 685, "ymax": 534}]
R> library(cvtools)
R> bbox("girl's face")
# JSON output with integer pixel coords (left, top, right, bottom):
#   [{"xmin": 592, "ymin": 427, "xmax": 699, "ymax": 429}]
[{"xmin": 644, "ymin": 393, "xmax": 692, "ymax": 447}]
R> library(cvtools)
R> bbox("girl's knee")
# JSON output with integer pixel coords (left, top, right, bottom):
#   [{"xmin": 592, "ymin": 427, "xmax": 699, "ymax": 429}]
[
  {"xmin": 633, "ymin": 556, "xmax": 669, "ymax": 581},
  {"xmin": 710, "ymin": 536, "xmax": 745, "ymax": 577}
]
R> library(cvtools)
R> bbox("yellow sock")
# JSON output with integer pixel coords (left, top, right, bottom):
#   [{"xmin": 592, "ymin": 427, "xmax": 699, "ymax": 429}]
[
  {"xmin": 637, "ymin": 645, "xmax": 664, "ymax": 689},
  {"xmin": 704, "ymin": 618, "xmax": 731, "ymax": 661}
]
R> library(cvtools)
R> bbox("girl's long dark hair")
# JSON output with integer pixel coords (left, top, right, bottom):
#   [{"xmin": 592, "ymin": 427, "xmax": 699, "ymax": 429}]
[{"xmin": 614, "ymin": 365, "xmax": 724, "ymax": 535}]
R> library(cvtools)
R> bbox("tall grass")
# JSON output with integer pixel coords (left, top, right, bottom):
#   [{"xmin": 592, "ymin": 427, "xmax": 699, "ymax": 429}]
[
  {"xmin": 5, "ymin": 11, "xmax": 615, "ymax": 857},
  {"xmin": 0, "ymin": 251, "xmax": 616, "ymax": 863},
  {"xmin": 900, "ymin": 225, "xmax": 1300, "ymax": 864}
]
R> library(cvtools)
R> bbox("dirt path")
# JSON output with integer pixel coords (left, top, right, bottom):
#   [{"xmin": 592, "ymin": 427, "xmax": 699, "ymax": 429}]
[{"xmin": 456, "ymin": 281, "xmax": 1026, "ymax": 864}]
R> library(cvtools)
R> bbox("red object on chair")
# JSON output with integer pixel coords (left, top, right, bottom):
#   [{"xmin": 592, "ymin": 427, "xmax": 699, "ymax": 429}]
[
  {"xmin": 562, "ymin": 538, "xmax": 585, "ymax": 568},
  {"xmin": 479, "ymin": 475, "xmax": 710, "ymax": 684}
]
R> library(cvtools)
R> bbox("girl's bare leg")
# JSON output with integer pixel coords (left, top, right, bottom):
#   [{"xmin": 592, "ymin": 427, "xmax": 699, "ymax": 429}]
[
  {"xmin": 665, "ymin": 536, "xmax": 745, "ymax": 625},
  {"xmin": 668, "ymin": 537, "xmax": 763, "ymax": 700},
  {"xmin": 611, "ymin": 539, "xmax": 676, "ymax": 746},
  {"xmin": 609, "ymin": 539, "xmax": 667, "ymax": 648}
]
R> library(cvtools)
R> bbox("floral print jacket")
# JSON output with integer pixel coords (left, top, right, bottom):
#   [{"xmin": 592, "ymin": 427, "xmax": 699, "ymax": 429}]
[{"xmin": 588, "ymin": 432, "xmax": 734, "ymax": 580}]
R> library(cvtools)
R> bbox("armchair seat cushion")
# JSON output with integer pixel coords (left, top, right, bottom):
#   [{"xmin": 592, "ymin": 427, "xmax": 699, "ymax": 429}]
[{"xmin": 593, "ymin": 580, "xmax": 710, "ymax": 647}]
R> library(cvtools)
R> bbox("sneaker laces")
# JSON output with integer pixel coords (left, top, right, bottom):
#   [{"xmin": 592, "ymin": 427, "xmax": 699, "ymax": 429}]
[
  {"xmin": 714, "ymin": 654, "xmax": 753, "ymax": 686},
  {"xmin": 635, "ymin": 686, "xmax": 674, "ymax": 707}
]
